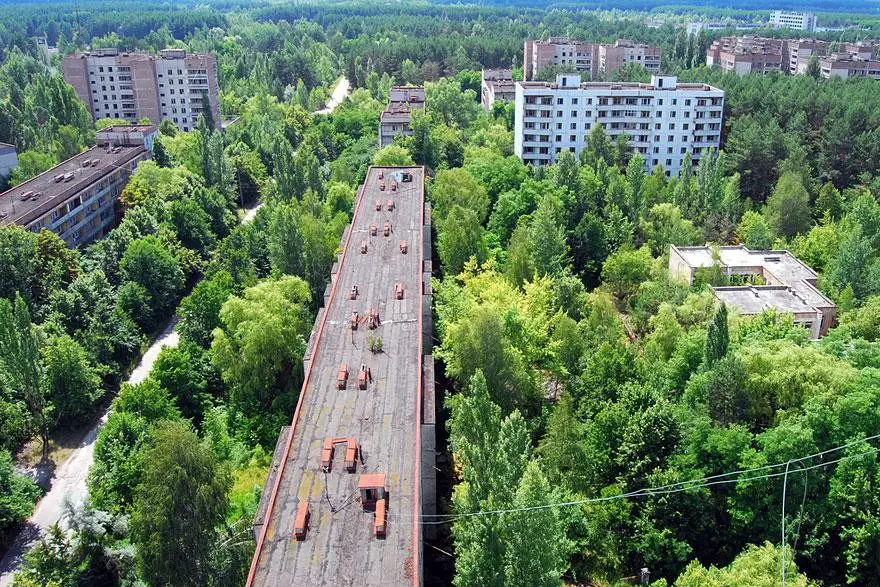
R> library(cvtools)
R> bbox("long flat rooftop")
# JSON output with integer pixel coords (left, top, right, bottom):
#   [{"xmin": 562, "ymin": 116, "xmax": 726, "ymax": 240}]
[
  {"xmin": 0, "ymin": 144, "xmax": 145, "ymax": 227},
  {"xmin": 248, "ymin": 166, "xmax": 428, "ymax": 586}
]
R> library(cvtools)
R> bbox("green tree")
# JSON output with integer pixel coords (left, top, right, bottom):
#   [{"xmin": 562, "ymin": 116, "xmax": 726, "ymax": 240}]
[
  {"xmin": 131, "ymin": 420, "xmax": 230, "ymax": 587},
  {"xmin": 166, "ymin": 197, "xmax": 216, "ymax": 255},
  {"xmin": 704, "ymin": 302, "xmax": 729, "ymax": 368},
  {"xmin": 119, "ymin": 236, "xmax": 185, "ymax": 322},
  {"xmin": 438, "ymin": 205, "xmax": 487, "ymax": 276},
  {"xmin": 0, "ymin": 295, "xmax": 47, "ymax": 456},
  {"xmin": 0, "ymin": 447, "xmax": 39, "ymax": 535},
  {"xmin": 151, "ymin": 343, "xmax": 211, "ymax": 423},
  {"xmin": 675, "ymin": 542, "xmax": 809, "ymax": 587},
  {"xmin": 601, "ymin": 246, "xmax": 653, "ymax": 301},
  {"xmin": 431, "ymin": 168, "xmax": 489, "ymax": 228},
  {"xmin": 736, "ymin": 211, "xmax": 774, "ymax": 250},
  {"xmin": 503, "ymin": 461, "xmax": 569, "ymax": 587},
  {"xmin": 41, "ymin": 334, "xmax": 102, "ymax": 429},
  {"xmin": 211, "ymin": 277, "xmax": 312, "ymax": 443},
  {"xmin": 815, "ymin": 181, "xmax": 843, "ymax": 221},
  {"xmin": 178, "ymin": 271, "xmax": 234, "ymax": 347},
  {"xmin": 152, "ymin": 135, "xmax": 171, "ymax": 168},
  {"xmin": 641, "ymin": 203, "xmax": 701, "ymax": 256},
  {"xmin": 372, "ymin": 144, "xmax": 414, "ymax": 166},
  {"xmin": 528, "ymin": 195, "xmax": 569, "ymax": 278},
  {"xmin": 765, "ymin": 172, "xmax": 812, "ymax": 239},
  {"xmin": 426, "ymin": 77, "xmax": 478, "ymax": 128}
]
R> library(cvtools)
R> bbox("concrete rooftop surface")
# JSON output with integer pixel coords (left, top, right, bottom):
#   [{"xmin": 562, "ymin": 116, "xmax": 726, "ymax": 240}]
[{"xmin": 248, "ymin": 166, "xmax": 428, "ymax": 586}]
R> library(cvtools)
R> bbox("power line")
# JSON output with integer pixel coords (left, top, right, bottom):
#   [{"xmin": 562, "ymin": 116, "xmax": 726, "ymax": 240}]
[{"xmin": 396, "ymin": 440, "xmax": 880, "ymax": 526}]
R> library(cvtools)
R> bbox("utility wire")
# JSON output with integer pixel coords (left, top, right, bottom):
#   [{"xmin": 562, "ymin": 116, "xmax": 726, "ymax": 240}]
[{"xmin": 391, "ymin": 443, "xmax": 880, "ymax": 526}]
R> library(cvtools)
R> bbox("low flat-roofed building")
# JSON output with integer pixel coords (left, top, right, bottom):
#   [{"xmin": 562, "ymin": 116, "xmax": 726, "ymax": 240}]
[
  {"xmin": 0, "ymin": 143, "xmax": 18, "ymax": 178},
  {"xmin": 669, "ymin": 244, "xmax": 837, "ymax": 338},
  {"xmin": 95, "ymin": 124, "xmax": 157, "ymax": 151},
  {"xmin": 0, "ymin": 140, "xmax": 149, "ymax": 247},
  {"xmin": 481, "ymin": 68, "xmax": 516, "ymax": 109},
  {"xmin": 378, "ymin": 86, "xmax": 425, "ymax": 147}
]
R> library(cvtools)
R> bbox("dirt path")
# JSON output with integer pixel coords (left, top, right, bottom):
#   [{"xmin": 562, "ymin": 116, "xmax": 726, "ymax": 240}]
[{"xmin": 0, "ymin": 319, "xmax": 179, "ymax": 585}]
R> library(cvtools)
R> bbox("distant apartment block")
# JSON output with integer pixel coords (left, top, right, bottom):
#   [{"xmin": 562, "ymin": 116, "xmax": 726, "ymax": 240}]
[
  {"xmin": 686, "ymin": 21, "xmax": 760, "ymax": 35},
  {"xmin": 770, "ymin": 10, "xmax": 817, "ymax": 32},
  {"xmin": 0, "ymin": 143, "xmax": 18, "ymax": 179},
  {"xmin": 786, "ymin": 39, "xmax": 829, "ymax": 74},
  {"xmin": 514, "ymin": 74, "xmax": 724, "ymax": 177},
  {"xmin": 524, "ymin": 38, "xmax": 661, "ymax": 81},
  {"xmin": 599, "ymin": 40, "xmax": 662, "ymax": 77},
  {"xmin": 481, "ymin": 68, "xmax": 516, "ymax": 109},
  {"xmin": 378, "ymin": 86, "xmax": 425, "ymax": 147},
  {"xmin": 0, "ymin": 125, "xmax": 154, "ymax": 247},
  {"xmin": 62, "ymin": 48, "xmax": 220, "ymax": 133},
  {"xmin": 669, "ymin": 245, "xmax": 837, "ymax": 339},
  {"xmin": 706, "ymin": 36, "xmax": 786, "ymax": 74},
  {"xmin": 814, "ymin": 44, "xmax": 880, "ymax": 80},
  {"xmin": 709, "ymin": 36, "xmax": 880, "ymax": 79}
]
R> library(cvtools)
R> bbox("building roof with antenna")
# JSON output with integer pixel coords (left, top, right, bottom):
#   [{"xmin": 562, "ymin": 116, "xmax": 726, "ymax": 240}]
[
  {"xmin": 248, "ymin": 166, "xmax": 431, "ymax": 586},
  {"xmin": 0, "ymin": 143, "xmax": 146, "ymax": 227}
]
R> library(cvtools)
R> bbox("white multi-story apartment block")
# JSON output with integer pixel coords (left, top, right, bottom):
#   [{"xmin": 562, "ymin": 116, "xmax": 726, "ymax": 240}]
[
  {"xmin": 62, "ymin": 48, "xmax": 220, "ymax": 133},
  {"xmin": 514, "ymin": 74, "xmax": 724, "ymax": 177},
  {"xmin": 770, "ymin": 11, "xmax": 817, "ymax": 32}
]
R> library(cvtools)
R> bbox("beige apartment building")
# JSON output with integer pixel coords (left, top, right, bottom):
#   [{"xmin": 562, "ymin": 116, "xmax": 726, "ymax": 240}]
[
  {"xmin": 706, "ymin": 36, "xmax": 785, "ymax": 75},
  {"xmin": 62, "ymin": 48, "xmax": 220, "ymax": 132},
  {"xmin": 524, "ymin": 38, "xmax": 662, "ymax": 81},
  {"xmin": 481, "ymin": 68, "xmax": 516, "ymax": 109},
  {"xmin": 378, "ymin": 86, "xmax": 425, "ymax": 147}
]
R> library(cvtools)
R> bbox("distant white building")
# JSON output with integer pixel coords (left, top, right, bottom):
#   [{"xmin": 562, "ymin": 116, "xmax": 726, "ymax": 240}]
[
  {"xmin": 770, "ymin": 11, "xmax": 817, "ymax": 32},
  {"xmin": 514, "ymin": 74, "xmax": 724, "ymax": 177}
]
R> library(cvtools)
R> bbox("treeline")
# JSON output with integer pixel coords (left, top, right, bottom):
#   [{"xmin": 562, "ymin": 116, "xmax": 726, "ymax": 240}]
[
  {"xmin": 369, "ymin": 67, "xmax": 880, "ymax": 585},
  {"xmin": 679, "ymin": 68, "xmax": 880, "ymax": 200}
]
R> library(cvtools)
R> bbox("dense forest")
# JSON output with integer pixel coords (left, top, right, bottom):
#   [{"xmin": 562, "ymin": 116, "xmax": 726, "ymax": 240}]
[{"xmin": 1, "ymin": 1, "xmax": 880, "ymax": 586}]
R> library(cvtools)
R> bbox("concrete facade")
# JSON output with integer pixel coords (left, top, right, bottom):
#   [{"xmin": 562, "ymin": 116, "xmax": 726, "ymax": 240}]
[
  {"xmin": 706, "ymin": 36, "xmax": 786, "ymax": 75},
  {"xmin": 62, "ymin": 48, "xmax": 220, "ymax": 132},
  {"xmin": 248, "ymin": 167, "xmax": 432, "ymax": 586},
  {"xmin": 770, "ymin": 11, "xmax": 817, "ymax": 31},
  {"xmin": 378, "ymin": 87, "xmax": 425, "ymax": 147},
  {"xmin": 0, "ymin": 143, "xmax": 18, "ymax": 178},
  {"xmin": 481, "ymin": 68, "xmax": 516, "ymax": 109},
  {"xmin": 599, "ymin": 40, "xmax": 662, "ymax": 77},
  {"xmin": 669, "ymin": 245, "xmax": 837, "ymax": 339},
  {"xmin": 524, "ymin": 38, "xmax": 662, "ymax": 81},
  {"xmin": 0, "ymin": 137, "xmax": 149, "ymax": 247},
  {"xmin": 514, "ymin": 74, "xmax": 724, "ymax": 177}
]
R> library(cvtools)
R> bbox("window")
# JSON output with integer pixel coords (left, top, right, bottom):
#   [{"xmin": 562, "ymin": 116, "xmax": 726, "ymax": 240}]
[
  {"xmin": 557, "ymin": 98, "xmax": 563, "ymax": 105},
  {"xmin": 557, "ymin": 110, "xmax": 563, "ymax": 117},
  {"xmin": 572, "ymin": 98, "xmax": 578, "ymax": 105}
]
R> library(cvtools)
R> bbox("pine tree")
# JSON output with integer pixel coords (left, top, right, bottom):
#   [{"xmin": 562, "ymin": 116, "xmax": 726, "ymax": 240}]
[{"xmin": 704, "ymin": 302, "xmax": 729, "ymax": 367}]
